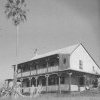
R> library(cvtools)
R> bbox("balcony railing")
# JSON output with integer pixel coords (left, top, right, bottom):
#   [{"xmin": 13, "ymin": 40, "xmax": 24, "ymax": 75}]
[
  {"xmin": 22, "ymin": 71, "xmax": 30, "ymax": 77},
  {"xmin": 37, "ymin": 68, "xmax": 47, "ymax": 74},
  {"xmin": 48, "ymin": 66, "xmax": 59, "ymax": 72},
  {"xmin": 31, "ymin": 70, "xmax": 36, "ymax": 75},
  {"xmin": 21, "ymin": 65, "xmax": 59, "ymax": 77},
  {"xmin": 17, "ymin": 73, "xmax": 21, "ymax": 78}
]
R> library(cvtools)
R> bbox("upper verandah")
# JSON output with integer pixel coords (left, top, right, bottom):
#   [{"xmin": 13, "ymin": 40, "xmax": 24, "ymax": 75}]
[{"xmin": 16, "ymin": 43, "xmax": 79, "ymax": 65}]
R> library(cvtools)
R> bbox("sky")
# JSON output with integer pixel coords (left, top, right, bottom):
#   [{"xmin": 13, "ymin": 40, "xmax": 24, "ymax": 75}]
[{"xmin": 0, "ymin": 0, "xmax": 100, "ymax": 81}]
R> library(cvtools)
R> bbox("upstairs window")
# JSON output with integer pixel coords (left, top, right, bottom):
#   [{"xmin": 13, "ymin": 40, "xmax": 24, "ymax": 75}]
[
  {"xmin": 93, "ymin": 66, "xmax": 95, "ymax": 72},
  {"xmin": 63, "ymin": 58, "xmax": 66, "ymax": 64},
  {"xmin": 79, "ymin": 60, "xmax": 83, "ymax": 69}
]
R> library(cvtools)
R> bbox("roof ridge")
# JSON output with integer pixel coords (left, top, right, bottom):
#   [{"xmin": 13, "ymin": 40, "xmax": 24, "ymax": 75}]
[{"xmin": 70, "ymin": 43, "xmax": 81, "ymax": 55}]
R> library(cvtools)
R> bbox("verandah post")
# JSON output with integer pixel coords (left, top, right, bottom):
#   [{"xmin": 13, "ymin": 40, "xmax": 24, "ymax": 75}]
[
  {"xmin": 69, "ymin": 72, "xmax": 72, "ymax": 92},
  {"xmin": 35, "ymin": 62, "xmax": 38, "ymax": 87},
  {"xmin": 58, "ymin": 73, "xmax": 61, "ymax": 93},
  {"xmin": 29, "ymin": 77, "xmax": 32, "ymax": 94},
  {"xmin": 45, "ymin": 74, "xmax": 49, "ymax": 92},
  {"xmin": 84, "ymin": 75, "xmax": 86, "ymax": 90},
  {"xmin": 20, "ymin": 78, "xmax": 23, "ymax": 87},
  {"xmin": 78, "ymin": 76, "xmax": 80, "ymax": 92},
  {"xmin": 20, "ymin": 78, "xmax": 23, "ymax": 93},
  {"xmin": 35, "ymin": 76, "xmax": 38, "ymax": 87}
]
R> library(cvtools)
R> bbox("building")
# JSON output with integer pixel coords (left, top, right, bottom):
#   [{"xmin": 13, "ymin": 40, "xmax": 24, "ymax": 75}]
[
  {"xmin": 14, "ymin": 43, "xmax": 100, "ymax": 93},
  {"xmin": 5, "ymin": 79, "xmax": 13, "ymax": 88}
]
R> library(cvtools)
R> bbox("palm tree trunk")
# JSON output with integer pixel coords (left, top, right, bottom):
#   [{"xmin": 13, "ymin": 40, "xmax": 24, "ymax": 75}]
[
  {"xmin": 13, "ymin": 25, "xmax": 19, "ymax": 88},
  {"xmin": 16, "ymin": 25, "xmax": 19, "ymax": 61}
]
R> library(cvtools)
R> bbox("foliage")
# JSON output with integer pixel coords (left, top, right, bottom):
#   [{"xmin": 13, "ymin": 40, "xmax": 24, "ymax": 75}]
[{"xmin": 5, "ymin": 0, "xmax": 27, "ymax": 26}]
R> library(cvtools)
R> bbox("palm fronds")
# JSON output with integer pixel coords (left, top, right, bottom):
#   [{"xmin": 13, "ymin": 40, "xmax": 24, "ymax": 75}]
[{"xmin": 5, "ymin": 0, "xmax": 27, "ymax": 26}]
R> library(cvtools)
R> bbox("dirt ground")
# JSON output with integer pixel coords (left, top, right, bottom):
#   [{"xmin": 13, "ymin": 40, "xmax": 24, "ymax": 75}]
[
  {"xmin": 0, "ymin": 92, "xmax": 100, "ymax": 100},
  {"xmin": 0, "ymin": 95, "xmax": 100, "ymax": 100},
  {"xmin": 1, "ymin": 89, "xmax": 100, "ymax": 100}
]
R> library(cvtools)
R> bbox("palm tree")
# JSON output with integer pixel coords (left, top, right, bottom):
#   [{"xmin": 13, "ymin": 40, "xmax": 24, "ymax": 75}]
[{"xmin": 5, "ymin": 0, "xmax": 27, "ymax": 88}]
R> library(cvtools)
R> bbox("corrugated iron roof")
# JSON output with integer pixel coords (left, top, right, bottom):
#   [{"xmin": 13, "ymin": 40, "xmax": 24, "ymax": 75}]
[{"xmin": 31, "ymin": 44, "xmax": 79, "ymax": 60}]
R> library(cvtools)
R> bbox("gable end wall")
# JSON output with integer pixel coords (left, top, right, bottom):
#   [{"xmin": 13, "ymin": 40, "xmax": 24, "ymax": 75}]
[{"xmin": 70, "ymin": 45, "xmax": 100, "ymax": 74}]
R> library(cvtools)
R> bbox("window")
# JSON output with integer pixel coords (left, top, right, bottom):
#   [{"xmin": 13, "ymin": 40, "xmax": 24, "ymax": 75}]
[
  {"xmin": 63, "ymin": 58, "xmax": 66, "ymax": 64},
  {"xmin": 60, "ymin": 76, "xmax": 65, "ymax": 84},
  {"xmin": 60, "ymin": 73, "xmax": 66, "ymax": 84},
  {"xmin": 92, "ymin": 79, "xmax": 98, "ymax": 88},
  {"xmin": 79, "ymin": 60, "xmax": 83, "ymax": 69},
  {"xmin": 48, "ymin": 75, "xmax": 58, "ymax": 85},
  {"xmin": 23, "ymin": 79, "xmax": 30, "ymax": 87},
  {"xmin": 79, "ymin": 77, "xmax": 85, "ymax": 86},
  {"xmin": 93, "ymin": 66, "xmax": 95, "ymax": 72}
]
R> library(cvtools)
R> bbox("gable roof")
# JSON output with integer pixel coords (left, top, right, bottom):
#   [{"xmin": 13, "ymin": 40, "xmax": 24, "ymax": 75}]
[
  {"xmin": 80, "ymin": 43, "xmax": 100, "ymax": 70},
  {"xmin": 31, "ymin": 44, "xmax": 79, "ymax": 60},
  {"xmin": 70, "ymin": 43, "xmax": 100, "ymax": 70},
  {"xmin": 16, "ymin": 43, "xmax": 100, "ymax": 71}
]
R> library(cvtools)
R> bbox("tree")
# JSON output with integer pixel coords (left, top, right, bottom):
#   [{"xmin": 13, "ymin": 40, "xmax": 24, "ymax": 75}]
[{"xmin": 5, "ymin": 0, "xmax": 27, "ymax": 88}]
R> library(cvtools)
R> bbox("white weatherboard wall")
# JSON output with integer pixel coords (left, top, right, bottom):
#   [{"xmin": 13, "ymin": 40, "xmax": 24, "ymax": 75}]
[{"xmin": 70, "ymin": 44, "xmax": 100, "ymax": 74}]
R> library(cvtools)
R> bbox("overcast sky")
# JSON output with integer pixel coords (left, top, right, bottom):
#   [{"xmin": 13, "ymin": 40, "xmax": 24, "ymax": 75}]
[{"xmin": 0, "ymin": 0, "xmax": 100, "ymax": 81}]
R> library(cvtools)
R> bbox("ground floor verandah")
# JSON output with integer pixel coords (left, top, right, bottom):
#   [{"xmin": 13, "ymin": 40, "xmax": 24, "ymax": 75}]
[{"xmin": 17, "ymin": 70, "xmax": 99, "ymax": 93}]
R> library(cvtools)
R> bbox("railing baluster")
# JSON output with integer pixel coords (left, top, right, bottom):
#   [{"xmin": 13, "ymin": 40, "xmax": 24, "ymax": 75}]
[{"xmin": 21, "ymin": 66, "xmax": 58, "ymax": 77}]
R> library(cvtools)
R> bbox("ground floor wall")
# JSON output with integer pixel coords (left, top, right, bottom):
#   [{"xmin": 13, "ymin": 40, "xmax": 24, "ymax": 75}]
[{"xmin": 17, "ymin": 70, "xmax": 99, "ymax": 93}]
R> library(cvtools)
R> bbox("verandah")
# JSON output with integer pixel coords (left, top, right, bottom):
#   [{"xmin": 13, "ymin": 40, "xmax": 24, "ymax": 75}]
[{"xmin": 18, "ymin": 71, "xmax": 72, "ymax": 93}]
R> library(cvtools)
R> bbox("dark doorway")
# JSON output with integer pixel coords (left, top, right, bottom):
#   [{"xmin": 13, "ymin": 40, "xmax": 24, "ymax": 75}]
[{"xmin": 79, "ymin": 77, "xmax": 85, "ymax": 86}]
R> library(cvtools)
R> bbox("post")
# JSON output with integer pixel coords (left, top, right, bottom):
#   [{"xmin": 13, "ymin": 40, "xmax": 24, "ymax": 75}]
[
  {"xmin": 68, "ymin": 72, "xmax": 72, "ymax": 92},
  {"xmin": 36, "ymin": 64, "xmax": 38, "ymax": 75},
  {"xmin": 29, "ymin": 77, "xmax": 32, "ymax": 87},
  {"xmin": 29, "ymin": 77, "xmax": 32, "ymax": 94},
  {"xmin": 58, "ymin": 73, "xmax": 61, "ymax": 93},
  {"xmin": 35, "ymin": 76, "xmax": 38, "ymax": 87},
  {"xmin": 78, "ymin": 76, "xmax": 80, "ymax": 92},
  {"xmin": 20, "ymin": 78, "xmax": 23, "ymax": 93},
  {"xmin": 20, "ymin": 78, "xmax": 23, "ymax": 87},
  {"xmin": 84, "ymin": 75, "xmax": 86, "ymax": 90},
  {"xmin": 46, "ymin": 58, "xmax": 48, "ymax": 73},
  {"xmin": 45, "ymin": 74, "xmax": 49, "ymax": 92},
  {"xmin": 21, "ymin": 66, "xmax": 22, "ymax": 78}
]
